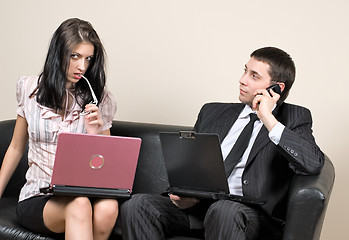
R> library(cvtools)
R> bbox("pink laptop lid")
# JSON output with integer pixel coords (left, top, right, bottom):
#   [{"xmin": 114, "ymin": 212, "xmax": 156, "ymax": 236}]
[{"xmin": 51, "ymin": 132, "xmax": 141, "ymax": 192}]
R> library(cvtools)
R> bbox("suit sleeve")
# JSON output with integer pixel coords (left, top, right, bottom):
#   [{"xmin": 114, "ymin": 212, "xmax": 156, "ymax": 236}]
[
  {"xmin": 278, "ymin": 107, "xmax": 324, "ymax": 175},
  {"xmin": 193, "ymin": 102, "xmax": 239, "ymax": 133},
  {"xmin": 193, "ymin": 103, "xmax": 217, "ymax": 133}
]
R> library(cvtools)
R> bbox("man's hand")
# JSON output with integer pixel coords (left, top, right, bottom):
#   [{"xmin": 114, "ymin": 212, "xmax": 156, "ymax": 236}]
[
  {"xmin": 252, "ymin": 88, "xmax": 279, "ymax": 131},
  {"xmin": 169, "ymin": 194, "xmax": 200, "ymax": 209}
]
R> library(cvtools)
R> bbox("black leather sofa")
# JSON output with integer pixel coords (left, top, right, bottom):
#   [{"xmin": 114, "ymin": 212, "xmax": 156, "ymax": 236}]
[{"xmin": 0, "ymin": 119, "xmax": 335, "ymax": 240}]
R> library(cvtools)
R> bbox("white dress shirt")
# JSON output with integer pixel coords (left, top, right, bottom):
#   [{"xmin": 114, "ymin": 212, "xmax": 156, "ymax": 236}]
[{"xmin": 220, "ymin": 105, "xmax": 284, "ymax": 195}]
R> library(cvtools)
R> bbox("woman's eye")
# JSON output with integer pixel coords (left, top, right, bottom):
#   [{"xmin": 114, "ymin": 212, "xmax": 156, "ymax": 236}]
[
  {"xmin": 71, "ymin": 54, "xmax": 78, "ymax": 59},
  {"xmin": 86, "ymin": 56, "xmax": 93, "ymax": 61}
]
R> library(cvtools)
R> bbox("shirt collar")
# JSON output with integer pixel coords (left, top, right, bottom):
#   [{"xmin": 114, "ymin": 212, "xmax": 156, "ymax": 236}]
[
  {"xmin": 239, "ymin": 105, "xmax": 255, "ymax": 119},
  {"xmin": 239, "ymin": 104, "xmax": 277, "ymax": 119}
]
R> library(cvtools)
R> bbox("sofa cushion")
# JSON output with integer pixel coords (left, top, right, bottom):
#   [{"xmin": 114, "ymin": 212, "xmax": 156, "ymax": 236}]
[{"xmin": 0, "ymin": 197, "xmax": 60, "ymax": 240}]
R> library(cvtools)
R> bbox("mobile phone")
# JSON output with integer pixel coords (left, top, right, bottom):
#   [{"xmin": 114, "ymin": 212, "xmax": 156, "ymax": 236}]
[{"xmin": 266, "ymin": 84, "xmax": 281, "ymax": 96}]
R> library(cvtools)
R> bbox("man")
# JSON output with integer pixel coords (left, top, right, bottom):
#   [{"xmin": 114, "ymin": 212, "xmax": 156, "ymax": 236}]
[{"xmin": 121, "ymin": 47, "xmax": 324, "ymax": 239}]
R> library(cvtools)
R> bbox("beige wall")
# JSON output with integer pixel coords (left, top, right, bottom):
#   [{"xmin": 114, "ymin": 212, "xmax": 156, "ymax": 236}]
[{"xmin": 0, "ymin": 0, "xmax": 347, "ymax": 238}]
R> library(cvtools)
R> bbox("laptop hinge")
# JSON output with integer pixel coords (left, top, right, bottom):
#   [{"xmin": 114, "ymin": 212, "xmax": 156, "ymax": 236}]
[{"xmin": 179, "ymin": 131, "xmax": 196, "ymax": 139}]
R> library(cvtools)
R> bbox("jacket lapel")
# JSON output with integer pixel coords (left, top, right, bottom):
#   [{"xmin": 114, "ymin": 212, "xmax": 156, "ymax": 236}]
[
  {"xmin": 246, "ymin": 106, "xmax": 282, "ymax": 166},
  {"xmin": 246, "ymin": 126, "xmax": 270, "ymax": 165}
]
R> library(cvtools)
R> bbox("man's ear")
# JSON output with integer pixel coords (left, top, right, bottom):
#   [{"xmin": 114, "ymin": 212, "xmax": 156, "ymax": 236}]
[{"xmin": 278, "ymin": 82, "xmax": 285, "ymax": 92}]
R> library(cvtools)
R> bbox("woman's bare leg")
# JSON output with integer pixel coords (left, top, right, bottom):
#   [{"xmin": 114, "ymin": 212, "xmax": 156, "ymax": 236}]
[
  {"xmin": 43, "ymin": 196, "xmax": 93, "ymax": 240},
  {"xmin": 93, "ymin": 198, "xmax": 119, "ymax": 240}
]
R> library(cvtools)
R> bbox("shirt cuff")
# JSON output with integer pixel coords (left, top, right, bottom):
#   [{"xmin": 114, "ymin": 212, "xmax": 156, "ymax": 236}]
[{"xmin": 268, "ymin": 122, "xmax": 285, "ymax": 145}]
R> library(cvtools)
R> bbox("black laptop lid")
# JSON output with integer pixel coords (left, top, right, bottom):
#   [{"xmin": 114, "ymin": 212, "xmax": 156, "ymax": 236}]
[{"xmin": 159, "ymin": 131, "xmax": 229, "ymax": 197}]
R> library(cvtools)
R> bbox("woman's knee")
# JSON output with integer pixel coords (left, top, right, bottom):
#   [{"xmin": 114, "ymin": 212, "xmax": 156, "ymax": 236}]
[
  {"xmin": 92, "ymin": 199, "xmax": 119, "ymax": 238},
  {"xmin": 67, "ymin": 197, "xmax": 93, "ymax": 219},
  {"xmin": 94, "ymin": 199, "xmax": 119, "ymax": 222}
]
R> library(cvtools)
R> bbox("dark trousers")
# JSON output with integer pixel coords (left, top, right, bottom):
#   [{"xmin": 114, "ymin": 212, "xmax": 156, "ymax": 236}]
[{"xmin": 120, "ymin": 194, "xmax": 282, "ymax": 240}]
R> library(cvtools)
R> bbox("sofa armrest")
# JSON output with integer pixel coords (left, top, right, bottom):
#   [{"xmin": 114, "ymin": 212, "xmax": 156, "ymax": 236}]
[
  {"xmin": 282, "ymin": 155, "xmax": 335, "ymax": 240},
  {"xmin": 0, "ymin": 120, "xmax": 28, "ymax": 198}
]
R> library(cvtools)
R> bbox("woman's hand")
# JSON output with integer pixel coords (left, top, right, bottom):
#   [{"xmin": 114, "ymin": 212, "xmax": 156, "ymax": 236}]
[
  {"xmin": 83, "ymin": 104, "xmax": 104, "ymax": 135},
  {"xmin": 169, "ymin": 194, "xmax": 200, "ymax": 209}
]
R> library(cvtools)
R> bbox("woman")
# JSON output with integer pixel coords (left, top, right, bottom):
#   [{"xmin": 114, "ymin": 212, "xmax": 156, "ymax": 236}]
[{"xmin": 0, "ymin": 18, "xmax": 118, "ymax": 240}]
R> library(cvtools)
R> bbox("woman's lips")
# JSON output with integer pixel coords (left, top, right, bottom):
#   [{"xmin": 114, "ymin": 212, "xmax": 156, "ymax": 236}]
[{"xmin": 73, "ymin": 73, "xmax": 82, "ymax": 79}]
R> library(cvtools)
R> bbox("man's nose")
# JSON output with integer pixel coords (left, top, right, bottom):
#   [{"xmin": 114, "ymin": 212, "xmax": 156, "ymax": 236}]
[{"xmin": 239, "ymin": 74, "xmax": 247, "ymax": 85}]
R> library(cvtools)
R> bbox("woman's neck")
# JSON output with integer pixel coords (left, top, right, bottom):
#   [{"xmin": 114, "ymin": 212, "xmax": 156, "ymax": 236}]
[{"xmin": 65, "ymin": 81, "xmax": 75, "ymax": 90}]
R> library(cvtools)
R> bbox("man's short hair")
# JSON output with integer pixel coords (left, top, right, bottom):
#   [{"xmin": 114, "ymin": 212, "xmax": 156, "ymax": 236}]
[{"xmin": 251, "ymin": 47, "xmax": 296, "ymax": 104}]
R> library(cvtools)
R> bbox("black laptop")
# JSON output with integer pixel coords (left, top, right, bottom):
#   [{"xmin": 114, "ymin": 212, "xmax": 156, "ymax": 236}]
[{"xmin": 159, "ymin": 131, "xmax": 265, "ymax": 206}]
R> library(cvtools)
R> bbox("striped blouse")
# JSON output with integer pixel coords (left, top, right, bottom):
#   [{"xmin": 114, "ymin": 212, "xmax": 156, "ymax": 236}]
[{"xmin": 16, "ymin": 76, "xmax": 116, "ymax": 202}]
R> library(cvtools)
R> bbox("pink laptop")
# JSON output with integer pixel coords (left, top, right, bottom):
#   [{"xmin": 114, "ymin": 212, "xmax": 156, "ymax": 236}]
[{"xmin": 40, "ymin": 132, "xmax": 142, "ymax": 198}]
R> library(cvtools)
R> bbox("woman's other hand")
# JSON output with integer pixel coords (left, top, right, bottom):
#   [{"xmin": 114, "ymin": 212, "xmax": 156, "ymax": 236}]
[{"xmin": 83, "ymin": 104, "xmax": 104, "ymax": 135}]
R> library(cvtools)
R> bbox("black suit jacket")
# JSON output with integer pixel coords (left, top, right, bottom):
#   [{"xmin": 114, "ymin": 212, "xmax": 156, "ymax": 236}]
[{"xmin": 193, "ymin": 102, "xmax": 324, "ymax": 221}]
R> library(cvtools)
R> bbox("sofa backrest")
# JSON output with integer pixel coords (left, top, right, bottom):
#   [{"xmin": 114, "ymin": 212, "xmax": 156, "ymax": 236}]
[{"xmin": 110, "ymin": 121, "xmax": 193, "ymax": 194}]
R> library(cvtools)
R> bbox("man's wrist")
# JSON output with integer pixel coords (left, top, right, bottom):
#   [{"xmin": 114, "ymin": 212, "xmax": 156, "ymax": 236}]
[
  {"xmin": 260, "ymin": 114, "xmax": 278, "ymax": 131},
  {"xmin": 269, "ymin": 122, "xmax": 285, "ymax": 145}
]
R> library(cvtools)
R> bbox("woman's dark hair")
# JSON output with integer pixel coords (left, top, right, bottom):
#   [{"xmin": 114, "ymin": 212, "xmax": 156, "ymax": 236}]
[
  {"xmin": 251, "ymin": 47, "xmax": 295, "ymax": 104},
  {"xmin": 35, "ymin": 18, "xmax": 106, "ymax": 110}
]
